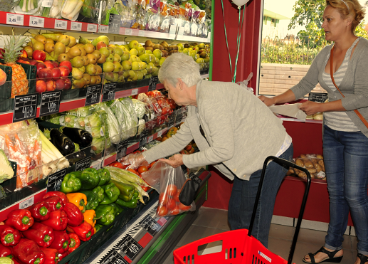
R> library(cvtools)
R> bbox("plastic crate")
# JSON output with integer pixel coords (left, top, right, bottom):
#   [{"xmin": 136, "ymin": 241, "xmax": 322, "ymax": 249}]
[
  {"xmin": 174, "ymin": 156, "xmax": 312, "ymax": 264},
  {"xmin": 18, "ymin": 62, "xmax": 37, "ymax": 94},
  {"xmin": 0, "ymin": 98, "xmax": 13, "ymax": 113},
  {"xmin": 0, "ymin": 64, "xmax": 12, "ymax": 100},
  {"xmin": 61, "ymin": 89, "xmax": 79, "ymax": 101}
]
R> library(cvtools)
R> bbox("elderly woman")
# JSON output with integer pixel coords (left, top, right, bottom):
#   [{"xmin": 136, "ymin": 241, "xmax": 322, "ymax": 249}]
[
  {"xmin": 125, "ymin": 52, "xmax": 293, "ymax": 247},
  {"xmin": 259, "ymin": 0, "xmax": 368, "ymax": 263}
]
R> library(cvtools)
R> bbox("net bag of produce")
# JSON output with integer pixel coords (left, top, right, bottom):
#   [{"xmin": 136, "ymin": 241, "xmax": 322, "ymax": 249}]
[{"xmin": 142, "ymin": 161, "xmax": 196, "ymax": 217}]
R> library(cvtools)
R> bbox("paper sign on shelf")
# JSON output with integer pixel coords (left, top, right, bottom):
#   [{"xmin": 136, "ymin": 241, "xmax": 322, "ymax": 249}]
[
  {"xmin": 71, "ymin": 22, "xmax": 82, "ymax": 31},
  {"xmin": 30, "ymin": 16, "xmax": 44, "ymax": 28},
  {"xmin": 138, "ymin": 30, "xmax": 145, "ymax": 37},
  {"xmin": 125, "ymin": 28, "xmax": 133, "ymax": 35},
  {"xmin": 7, "ymin": 13, "xmax": 24, "ymax": 26},
  {"xmin": 87, "ymin": 24, "xmax": 97, "ymax": 32},
  {"xmin": 55, "ymin": 20, "xmax": 67, "ymax": 29},
  {"xmin": 99, "ymin": 25, "xmax": 109, "ymax": 33}
]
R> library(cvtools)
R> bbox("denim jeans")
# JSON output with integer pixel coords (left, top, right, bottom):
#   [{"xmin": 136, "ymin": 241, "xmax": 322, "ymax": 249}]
[
  {"xmin": 228, "ymin": 144, "xmax": 293, "ymax": 248},
  {"xmin": 323, "ymin": 125, "xmax": 368, "ymax": 256}
]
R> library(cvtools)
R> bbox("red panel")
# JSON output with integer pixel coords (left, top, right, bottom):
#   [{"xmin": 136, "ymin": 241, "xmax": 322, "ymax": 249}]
[{"xmin": 138, "ymin": 232, "xmax": 153, "ymax": 248}]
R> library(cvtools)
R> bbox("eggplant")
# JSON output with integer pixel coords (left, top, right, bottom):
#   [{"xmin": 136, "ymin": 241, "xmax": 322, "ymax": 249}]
[
  {"xmin": 61, "ymin": 127, "xmax": 93, "ymax": 148},
  {"xmin": 50, "ymin": 129, "xmax": 75, "ymax": 156}
]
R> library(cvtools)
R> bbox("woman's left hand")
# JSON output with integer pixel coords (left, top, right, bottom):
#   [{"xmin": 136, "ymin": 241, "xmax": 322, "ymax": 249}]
[
  {"xmin": 299, "ymin": 101, "xmax": 323, "ymax": 116},
  {"xmin": 159, "ymin": 154, "xmax": 184, "ymax": 168}
]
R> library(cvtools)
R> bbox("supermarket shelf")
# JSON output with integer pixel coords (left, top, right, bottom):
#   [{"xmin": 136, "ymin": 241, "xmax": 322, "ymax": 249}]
[{"xmin": 279, "ymin": 116, "xmax": 323, "ymax": 124}]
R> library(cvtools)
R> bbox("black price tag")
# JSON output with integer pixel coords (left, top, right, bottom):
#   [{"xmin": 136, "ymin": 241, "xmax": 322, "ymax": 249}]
[
  {"xmin": 308, "ymin": 92, "xmax": 328, "ymax": 103},
  {"xmin": 115, "ymin": 235, "xmax": 143, "ymax": 261},
  {"xmin": 13, "ymin": 94, "xmax": 37, "ymax": 122},
  {"xmin": 39, "ymin": 91, "xmax": 61, "ymax": 117},
  {"xmin": 46, "ymin": 169, "xmax": 67, "ymax": 192},
  {"xmin": 139, "ymin": 132, "xmax": 148, "ymax": 148},
  {"xmin": 148, "ymin": 76, "xmax": 159, "ymax": 91},
  {"xmin": 116, "ymin": 140, "xmax": 128, "ymax": 161},
  {"xmin": 85, "ymin": 84, "xmax": 102, "ymax": 106},
  {"xmin": 102, "ymin": 83, "xmax": 116, "ymax": 102},
  {"xmin": 168, "ymin": 114, "xmax": 175, "ymax": 127},
  {"xmin": 139, "ymin": 215, "xmax": 161, "ymax": 236},
  {"xmin": 75, "ymin": 157, "xmax": 92, "ymax": 171},
  {"xmin": 109, "ymin": 14, "xmax": 122, "ymax": 34},
  {"xmin": 100, "ymin": 250, "xmax": 129, "ymax": 264}
]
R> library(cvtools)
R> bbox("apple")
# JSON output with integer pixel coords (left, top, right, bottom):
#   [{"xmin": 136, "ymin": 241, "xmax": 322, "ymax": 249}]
[
  {"xmin": 38, "ymin": 68, "xmax": 52, "ymax": 80},
  {"xmin": 51, "ymin": 61, "xmax": 59, "ymax": 68},
  {"xmin": 32, "ymin": 50, "xmax": 46, "ymax": 61},
  {"xmin": 46, "ymin": 80, "xmax": 55, "ymax": 91},
  {"xmin": 55, "ymin": 79, "xmax": 65, "ymax": 90},
  {"xmin": 96, "ymin": 41, "xmax": 107, "ymax": 50},
  {"xmin": 29, "ymin": 60, "xmax": 38, "ymax": 66},
  {"xmin": 64, "ymin": 78, "xmax": 72, "ymax": 90},
  {"xmin": 59, "ymin": 66, "xmax": 70, "ymax": 77},
  {"xmin": 51, "ymin": 68, "xmax": 61, "ymax": 80},
  {"xmin": 35, "ymin": 80, "xmax": 47, "ymax": 93},
  {"xmin": 44, "ymin": 60, "xmax": 54, "ymax": 69},
  {"xmin": 35, "ymin": 62, "xmax": 46, "ymax": 72},
  {"xmin": 59, "ymin": 61, "xmax": 72, "ymax": 72}
]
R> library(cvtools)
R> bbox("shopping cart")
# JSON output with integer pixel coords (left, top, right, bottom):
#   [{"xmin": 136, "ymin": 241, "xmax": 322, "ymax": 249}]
[{"xmin": 173, "ymin": 156, "xmax": 312, "ymax": 264}]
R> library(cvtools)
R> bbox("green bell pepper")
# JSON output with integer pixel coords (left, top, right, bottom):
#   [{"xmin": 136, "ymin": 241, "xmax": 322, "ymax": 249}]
[
  {"xmin": 77, "ymin": 168, "xmax": 100, "ymax": 190},
  {"xmin": 116, "ymin": 196, "xmax": 138, "ymax": 209},
  {"xmin": 95, "ymin": 224, "xmax": 103, "ymax": 232},
  {"xmin": 100, "ymin": 182, "xmax": 120, "ymax": 204},
  {"xmin": 110, "ymin": 203, "xmax": 124, "ymax": 216},
  {"xmin": 97, "ymin": 168, "xmax": 111, "ymax": 186},
  {"xmin": 60, "ymin": 172, "xmax": 82, "ymax": 193},
  {"xmin": 112, "ymin": 180, "xmax": 136, "ymax": 202},
  {"xmin": 80, "ymin": 186, "xmax": 105, "ymax": 210},
  {"xmin": 95, "ymin": 204, "xmax": 115, "ymax": 226}
]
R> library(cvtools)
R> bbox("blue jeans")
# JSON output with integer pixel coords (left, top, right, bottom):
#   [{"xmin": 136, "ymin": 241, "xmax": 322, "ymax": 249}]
[
  {"xmin": 323, "ymin": 125, "xmax": 368, "ymax": 256},
  {"xmin": 228, "ymin": 144, "xmax": 293, "ymax": 248}
]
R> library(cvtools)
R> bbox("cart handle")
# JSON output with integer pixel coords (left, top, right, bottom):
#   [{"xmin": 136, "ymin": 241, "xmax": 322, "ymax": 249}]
[{"xmin": 248, "ymin": 156, "xmax": 311, "ymax": 264}]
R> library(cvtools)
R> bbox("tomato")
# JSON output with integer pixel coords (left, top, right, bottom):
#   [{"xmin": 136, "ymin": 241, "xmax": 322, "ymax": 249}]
[
  {"xmin": 127, "ymin": 168, "xmax": 140, "ymax": 176},
  {"xmin": 166, "ymin": 184, "xmax": 177, "ymax": 197},
  {"xmin": 166, "ymin": 199, "xmax": 177, "ymax": 211},
  {"xmin": 170, "ymin": 206, "xmax": 180, "ymax": 215},
  {"xmin": 148, "ymin": 161, "xmax": 156, "ymax": 169},
  {"xmin": 159, "ymin": 193, "xmax": 169, "ymax": 206},
  {"xmin": 133, "ymin": 150, "xmax": 141, "ymax": 154},
  {"xmin": 138, "ymin": 166, "xmax": 148, "ymax": 174},
  {"xmin": 173, "ymin": 191, "xmax": 180, "ymax": 202},
  {"xmin": 157, "ymin": 205, "xmax": 168, "ymax": 217},
  {"xmin": 142, "ymin": 186, "xmax": 150, "ymax": 192},
  {"xmin": 179, "ymin": 203, "xmax": 191, "ymax": 211},
  {"xmin": 109, "ymin": 161, "xmax": 124, "ymax": 169}
]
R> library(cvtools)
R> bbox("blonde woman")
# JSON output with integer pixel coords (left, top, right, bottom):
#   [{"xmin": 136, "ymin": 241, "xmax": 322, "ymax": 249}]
[{"xmin": 259, "ymin": 0, "xmax": 368, "ymax": 263}]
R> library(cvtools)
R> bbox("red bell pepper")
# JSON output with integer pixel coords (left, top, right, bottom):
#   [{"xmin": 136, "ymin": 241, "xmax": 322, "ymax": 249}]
[
  {"xmin": 41, "ymin": 210, "xmax": 67, "ymax": 231},
  {"xmin": 0, "ymin": 244, "xmax": 12, "ymax": 258},
  {"xmin": 12, "ymin": 258, "xmax": 22, "ymax": 264},
  {"xmin": 57, "ymin": 251, "xmax": 69, "ymax": 262},
  {"xmin": 49, "ymin": 231, "xmax": 69, "ymax": 254},
  {"xmin": 29, "ymin": 201, "xmax": 50, "ymax": 221},
  {"xmin": 12, "ymin": 238, "xmax": 45, "ymax": 264},
  {"xmin": 63, "ymin": 203, "xmax": 83, "ymax": 227},
  {"xmin": 43, "ymin": 191, "xmax": 68, "ymax": 205},
  {"xmin": 43, "ymin": 197, "xmax": 64, "ymax": 211},
  {"xmin": 67, "ymin": 233, "xmax": 80, "ymax": 253},
  {"xmin": 22, "ymin": 223, "xmax": 54, "ymax": 248},
  {"xmin": 0, "ymin": 225, "xmax": 21, "ymax": 247},
  {"xmin": 5, "ymin": 209, "xmax": 34, "ymax": 231},
  {"xmin": 40, "ymin": 248, "xmax": 58, "ymax": 264},
  {"xmin": 67, "ymin": 222, "xmax": 94, "ymax": 242}
]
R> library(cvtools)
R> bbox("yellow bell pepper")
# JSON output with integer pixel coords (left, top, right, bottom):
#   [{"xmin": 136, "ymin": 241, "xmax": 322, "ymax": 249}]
[
  {"xmin": 66, "ymin": 193, "xmax": 87, "ymax": 213},
  {"xmin": 83, "ymin": 210, "xmax": 96, "ymax": 228}
]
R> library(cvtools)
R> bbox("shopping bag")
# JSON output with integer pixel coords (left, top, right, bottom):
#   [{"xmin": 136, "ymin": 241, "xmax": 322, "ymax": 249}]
[{"xmin": 179, "ymin": 172, "xmax": 202, "ymax": 206}]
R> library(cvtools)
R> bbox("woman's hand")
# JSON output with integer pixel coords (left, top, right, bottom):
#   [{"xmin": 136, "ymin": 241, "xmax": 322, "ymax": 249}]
[
  {"xmin": 159, "ymin": 154, "xmax": 184, "ymax": 168},
  {"xmin": 299, "ymin": 101, "xmax": 323, "ymax": 116},
  {"xmin": 121, "ymin": 153, "xmax": 147, "ymax": 169},
  {"xmin": 258, "ymin": 95, "xmax": 275, "ymax": 106}
]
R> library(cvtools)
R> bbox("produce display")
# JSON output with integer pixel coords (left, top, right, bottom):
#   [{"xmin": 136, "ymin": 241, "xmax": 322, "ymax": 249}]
[{"xmin": 287, "ymin": 154, "xmax": 326, "ymax": 180}]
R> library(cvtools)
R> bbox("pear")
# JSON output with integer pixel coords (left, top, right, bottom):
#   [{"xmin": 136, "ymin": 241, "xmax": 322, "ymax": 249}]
[
  {"xmin": 129, "ymin": 49, "xmax": 138, "ymax": 56},
  {"xmin": 65, "ymin": 47, "xmax": 70, "ymax": 53},
  {"xmin": 136, "ymin": 71, "xmax": 144, "ymax": 80},
  {"xmin": 95, "ymin": 65, "xmax": 103, "ymax": 74},
  {"xmin": 79, "ymin": 36, "xmax": 91, "ymax": 44},
  {"xmin": 73, "ymin": 79, "xmax": 86, "ymax": 89},
  {"xmin": 106, "ymin": 54, "xmax": 114, "ymax": 62},
  {"xmin": 54, "ymin": 42, "xmax": 66, "ymax": 55},
  {"xmin": 113, "ymin": 47, "xmax": 123, "ymax": 56},
  {"xmin": 113, "ymin": 54, "xmax": 121, "ymax": 62},
  {"xmin": 45, "ymin": 43, "xmax": 55, "ymax": 53},
  {"xmin": 71, "ymin": 56, "xmax": 84, "ymax": 68},
  {"xmin": 58, "ymin": 35, "xmax": 70, "ymax": 46},
  {"xmin": 58, "ymin": 53, "xmax": 70, "ymax": 63},
  {"xmin": 121, "ymin": 51, "xmax": 130, "ymax": 61},
  {"xmin": 92, "ymin": 50, "xmax": 101, "ymax": 60},
  {"xmin": 123, "ymin": 71, "xmax": 129, "ymax": 78},
  {"xmin": 87, "ymin": 54, "xmax": 97, "ymax": 64},
  {"xmin": 91, "ymin": 36, "xmax": 109, "ymax": 46},
  {"xmin": 128, "ymin": 40, "xmax": 139, "ymax": 50},
  {"xmin": 90, "ymin": 75, "xmax": 97, "ymax": 85},
  {"xmin": 99, "ymin": 47, "xmax": 110, "ymax": 57},
  {"xmin": 68, "ymin": 46, "xmax": 82, "ymax": 58},
  {"xmin": 46, "ymin": 38, "xmax": 54, "ymax": 44},
  {"xmin": 97, "ymin": 54, "xmax": 107, "ymax": 64},
  {"xmin": 113, "ymin": 62, "xmax": 122, "ymax": 72},
  {"xmin": 103, "ymin": 61, "xmax": 114, "ymax": 72},
  {"xmin": 82, "ymin": 56, "xmax": 89, "ymax": 66},
  {"xmin": 84, "ymin": 43, "xmax": 95, "ymax": 54},
  {"xmin": 82, "ymin": 74, "xmax": 91, "ymax": 85},
  {"xmin": 32, "ymin": 39, "xmax": 44, "ymax": 51},
  {"xmin": 78, "ymin": 66, "xmax": 86, "ymax": 73},
  {"xmin": 68, "ymin": 36, "xmax": 77, "ymax": 47},
  {"xmin": 79, "ymin": 48, "xmax": 87, "ymax": 56},
  {"xmin": 153, "ymin": 49, "xmax": 162, "ymax": 59},
  {"xmin": 34, "ymin": 35, "xmax": 47, "ymax": 45},
  {"xmin": 137, "ymin": 47, "xmax": 145, "ymax": 56},
  {"xmin": 72, "ymin": 68, "xmax": 83, "ymax": 80},
  {"xmin": 132, "ymin": 62, "xmax": 141, "ymax": 71},
  {"xmin": 122, "ymin": 60, "xmax": 132, "ymax": 71}
]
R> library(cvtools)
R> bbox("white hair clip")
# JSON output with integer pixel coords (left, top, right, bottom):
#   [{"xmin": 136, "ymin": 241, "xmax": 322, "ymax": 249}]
[{"xmin": 341, "ymin": 0, "xmax": 350, "ymax": 11}]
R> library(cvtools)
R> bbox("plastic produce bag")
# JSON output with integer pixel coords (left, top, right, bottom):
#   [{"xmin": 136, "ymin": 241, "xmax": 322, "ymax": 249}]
[
  {"xmin": 61, "ymin": 0, "xmax": 84, "ymax": 20},
  {"xmin": 95, "ymin": 102, "xmax": 121, "ymax": 144},
  {"xmin": 142, "ymin": 161, "xmax": 196, "ymax": 217},
  {"xmin": 13, "ymin": 0, "xmax": 42, "ymax": 15},
  {"xmin": 120, "ymin": 98, "xmax": 138, "ymax": 138},
  {"xmin": 131, "ymin": 98, "xmax": 147, "ymax": 119},
  {"xmin": 0, "ymin": 0, "xmax": 19, "ymax": 11}
]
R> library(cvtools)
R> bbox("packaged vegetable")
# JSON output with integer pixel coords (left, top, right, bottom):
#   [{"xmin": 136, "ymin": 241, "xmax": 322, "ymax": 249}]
[
  {"xmin": 95, "ymin": 103, "xmax": 121, "ymax": 144},
  {"xmin": 61, "ymin": 0, "xmax": 85, "ymax": 20},
  {"xmin": 0, "ymin": 149, "xmax": 14, "ymax": 184}
]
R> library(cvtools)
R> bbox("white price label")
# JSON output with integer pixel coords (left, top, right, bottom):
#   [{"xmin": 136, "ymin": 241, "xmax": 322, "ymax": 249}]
[
  {"xmin": 41, "ymin": 0, "xmax": 52, "ymax": 7},
  {"xmin": 207, "ymin": 32, "xmax": 211, "ymax": 41},
  {"xmin": 147, "ymin": 135, "xmax": 153, "ymax": 143},
  {"xmin": 169, "ymin": 25, "xmax": 176, "ymax": 34},
  {"xmin": 131, "ymin": 88, "xmax": 138, "ymax": 95},
  {"xmin": 91, "ymin": 160, "xmax": 102, "ymax": 170},
  {"xmin": 55, "ymin": 20, "xmax": 67, "ymax": 29},
  {"xmin": 99, "ymin": 25, "xmax": 109, "ymax": 33},
  {"xmin": 157, "ymin": 130, "xmax": 163, "ymax": 137},
  {"xmin": 29, "ymin": 16, "xmax": 44, "ymax": 28},
  {"xmin": 19, "ymin": 196, "xmax": 34, "ymax": 209},
  {"xmin": 178, "ymin": 27, "xmax": 185, "ymax": 36},
  {"xmin": 138, "ymin": 30, "xmax": 145, "ymax": 37},
  {"xmin": 7, "ymin": 13, "xmax": 24, "ymax": 26},
  {"xmin": 87, "ymin": 24, "xmax": 97, "ymax": 32},
  {"xmin": 125, "ymin": 28, "xmax": 132, "ymax": 35},
  {"xmin": 71, "ymin": 22, "xmax": 82, "ymax": 31}
]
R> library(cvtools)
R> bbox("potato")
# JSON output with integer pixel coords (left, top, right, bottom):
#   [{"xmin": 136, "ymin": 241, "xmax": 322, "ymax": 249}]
[
  {"xmin": 311, "ymin": 158, "xmax": 319, "ymax": 165},
  {"xmin": 307, "ymin": 168, "xmax": 317, "ymax": 174},
  {"xmin": 318, "ymin": 160, "xmax": 325, "ymax": 167},
  {"xmin": 295, "ymin": 159, "xmax": 304, "ymax": 167},
  {"xmin": 304, "ymin": 160, "xmax": 314, "ymax": 168},
  {"xmin": 316, "ymin": 154, "xmax": 323, "ymax": 160},
  {"xmin": 300, "ymin": 154, "xmax": 307, "ymax": 159},
  {"xmin": 298, "ymin": 171, "xmax": 307, "ymax": 179},
  {"xmin": 314, "ymin": 164, "xmax": 323, "ymax": 173},
  {"xmin": 286, "ymin": 168, "xmax": 294, "ymax": 176}
]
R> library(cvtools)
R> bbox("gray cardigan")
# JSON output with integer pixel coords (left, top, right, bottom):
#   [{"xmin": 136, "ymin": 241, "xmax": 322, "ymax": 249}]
[
  {"xmin": 291, "ymin": 37, "xmax": 368, "ymax": 137},
  {"xmin": 143, "ymin": 80, "xmax": 288, "ymax": 180}
]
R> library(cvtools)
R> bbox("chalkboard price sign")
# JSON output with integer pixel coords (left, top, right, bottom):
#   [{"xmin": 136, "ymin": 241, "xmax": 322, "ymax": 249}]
[
  {"xmin": 39, "ymin": 91, "xmax": 62, "ymax": 116},
  {"xmin": 13, "ymin": 94, "xmax": 37, "ymax": 122}
]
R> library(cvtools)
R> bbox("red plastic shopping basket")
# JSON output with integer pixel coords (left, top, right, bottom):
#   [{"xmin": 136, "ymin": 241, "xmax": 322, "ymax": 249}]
[{"xmin": 174, "ymin": 156, "xmax": 312, "ymax": 264}]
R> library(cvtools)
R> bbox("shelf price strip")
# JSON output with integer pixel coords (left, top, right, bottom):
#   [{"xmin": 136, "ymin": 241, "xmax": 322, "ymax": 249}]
[
  {"xmin": 7, "ymin": 13, "xmax": 24, "ymax": 25},
  {"xmin": 29, "ymin": 16, "xmax": 44, "ymax": 28},
  {"xmin": 71, "ymin": 22, "xmax": 82, "ymax": 31},
  {"xmin": 55, "ymin": 19, "xmax": 67, "ymax": 29}
]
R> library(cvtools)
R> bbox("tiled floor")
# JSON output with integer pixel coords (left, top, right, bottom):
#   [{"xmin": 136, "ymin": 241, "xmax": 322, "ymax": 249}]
[{"xmin": 163, "ymin": 207, "xmax": 359, "ymax": 264}]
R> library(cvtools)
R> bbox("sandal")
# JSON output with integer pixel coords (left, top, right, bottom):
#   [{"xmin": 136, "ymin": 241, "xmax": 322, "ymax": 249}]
[
  {"xmin": 357, "ymin": 253, "xmax": 368, "ymax": 264},
  {"xmin": 302, "ymin": 247, "xmax": 343, "ymax": 263}
]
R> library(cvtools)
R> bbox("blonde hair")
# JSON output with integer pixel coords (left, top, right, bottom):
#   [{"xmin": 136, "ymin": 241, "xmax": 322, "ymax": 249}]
[{"xmin": 326, "ymin": 0, "xmax": 365, "ymax": 32}]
